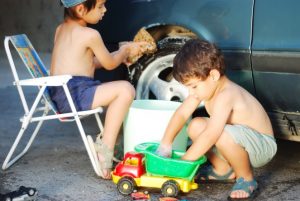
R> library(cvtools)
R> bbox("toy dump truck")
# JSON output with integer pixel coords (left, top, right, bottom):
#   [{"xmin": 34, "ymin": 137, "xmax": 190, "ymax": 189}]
[{"xmin": 112, "ymin": 142, "xmax": 206, "ymax": 197}]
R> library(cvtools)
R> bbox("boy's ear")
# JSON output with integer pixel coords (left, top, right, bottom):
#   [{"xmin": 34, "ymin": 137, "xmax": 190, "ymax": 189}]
[
  {"xmin": 209, "ymin": 69, "xmax": 221, "ymax": 81},
  {"xmin": 75, "ymin": 4, "xmax": 86, "ymax": 17}
]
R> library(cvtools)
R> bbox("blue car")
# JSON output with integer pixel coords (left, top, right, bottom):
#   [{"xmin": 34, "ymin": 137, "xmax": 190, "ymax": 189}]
[{"xmin": 94, "ymin": 0, "xmax": 300, "ymax": 141}]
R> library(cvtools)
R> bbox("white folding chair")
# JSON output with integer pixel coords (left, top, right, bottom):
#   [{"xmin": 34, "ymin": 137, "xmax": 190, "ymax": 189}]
[{"xmin": 2, "ymin": 34, "xmax": 104, "ymax": 177}]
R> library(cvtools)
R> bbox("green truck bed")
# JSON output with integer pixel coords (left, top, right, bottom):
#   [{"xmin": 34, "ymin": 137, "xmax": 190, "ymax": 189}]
[{"xmin": 135, "ymin": 142, "xmax": 207, "ymax": 181}]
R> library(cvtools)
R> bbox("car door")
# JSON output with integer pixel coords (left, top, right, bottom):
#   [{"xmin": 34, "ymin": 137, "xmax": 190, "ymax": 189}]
[{"xmin": 252, "ymin": 0, "xmax": 300, "ymax": 140}]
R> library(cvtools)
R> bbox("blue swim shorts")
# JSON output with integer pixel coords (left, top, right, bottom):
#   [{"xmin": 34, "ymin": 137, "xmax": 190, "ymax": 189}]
[{"xmin": 48, "ymin": 76, "xmax": 101, "ymax": 113}]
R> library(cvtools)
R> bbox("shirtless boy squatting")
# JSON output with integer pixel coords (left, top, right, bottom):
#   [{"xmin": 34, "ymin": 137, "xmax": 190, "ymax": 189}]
[
  {"xmin": 50, "ymin": 0, "xmax": 148, "ymax": 179},
  {"xmin": 156, "ymin": 39, "xmax": 277, "ymax": 200}
]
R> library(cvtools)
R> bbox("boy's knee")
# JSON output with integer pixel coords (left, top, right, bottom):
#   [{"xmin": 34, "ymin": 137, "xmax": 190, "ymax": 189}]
[
  {"xmin": 121, "ymin": 81, "xmax": 135, "ymax": 100},
  {"xmin": 187, "ymin": 117, "xmax": 207, "ymax": 139},
  {"xmin": 215, "ymin": 131, "xmax": 234, "ymax": 149}
]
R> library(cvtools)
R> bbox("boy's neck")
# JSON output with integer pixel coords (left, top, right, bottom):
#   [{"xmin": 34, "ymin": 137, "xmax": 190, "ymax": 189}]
[
  {"xmin": 210, "ymin": 76, "xmax": 228, "ymax": 100},
  {"xmin": 216, "ymin": 75, "xmax": 227, "ymax": 88},
  {"xmin": 218, "ymin": 75, "xmax": 227, "ymax": 86},
  {"xmin": 65, "ymin": 17, "xmax": 87, "ymax": 27}
]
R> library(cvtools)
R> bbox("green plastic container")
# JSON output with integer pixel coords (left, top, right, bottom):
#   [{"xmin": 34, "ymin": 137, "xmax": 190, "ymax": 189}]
[{"xmin": 135, "ymin": 142, "xmax": 207, "ymax": 181}]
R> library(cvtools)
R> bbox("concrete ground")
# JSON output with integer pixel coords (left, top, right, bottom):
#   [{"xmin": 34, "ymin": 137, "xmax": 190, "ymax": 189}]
[{"xmin": 0, "ymin": 53, "xmax": 299, "ymax": 201}]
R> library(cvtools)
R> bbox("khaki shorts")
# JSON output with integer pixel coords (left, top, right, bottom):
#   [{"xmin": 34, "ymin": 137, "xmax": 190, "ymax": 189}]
[{"xmin": 213, "ymin": 124, "xmax": 277, "ymax": 168}]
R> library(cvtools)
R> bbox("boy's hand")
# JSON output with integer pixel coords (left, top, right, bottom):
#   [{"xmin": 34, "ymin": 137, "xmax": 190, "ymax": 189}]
[
  {"xmin": 156, "ymin": 143, "xmax": 172, "ymax": 158},
  {"xmin": 120, "ymin": 41, "xmax": 155, "ymax": 66},
  {"xmin": 127, "ymin": 41, "xmax": 150, "ymax": 65},
  {"xmin": 119, "ymin": 41, "xmax": 144, "ymax": 66}
]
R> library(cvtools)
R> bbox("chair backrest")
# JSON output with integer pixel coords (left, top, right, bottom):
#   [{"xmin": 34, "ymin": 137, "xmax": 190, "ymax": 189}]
[
  {"xmin": 10, "ymin": 34, "xmax": 49, "ymax": 78},
  {"xmin": 6, "ymin": 34, "xmax": 59, "ymax": 113}
]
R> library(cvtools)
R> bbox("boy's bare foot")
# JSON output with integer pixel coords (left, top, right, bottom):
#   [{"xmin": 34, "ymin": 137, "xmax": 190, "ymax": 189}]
[{"xmin": 230, "ymin": 189, "xmax": 251, "ymax": 199}]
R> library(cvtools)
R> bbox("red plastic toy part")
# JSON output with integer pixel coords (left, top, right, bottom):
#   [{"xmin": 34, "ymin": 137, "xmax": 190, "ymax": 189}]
[
  {"xmin": 113, "ymin": 152, "xmax": 146, "ymax": 178},
  {"xmin": 131, "ymin": 190, "xmax": 150, "ymax": 201}
]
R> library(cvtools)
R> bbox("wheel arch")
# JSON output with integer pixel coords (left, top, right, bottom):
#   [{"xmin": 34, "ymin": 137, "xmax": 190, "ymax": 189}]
[
  {"xmin": 143, "ymin": 24, "xmax": 199, "ymax": 43},
  {"xmin": 119, "ymin": 173, "xmax": 138, "ymax": 179}
]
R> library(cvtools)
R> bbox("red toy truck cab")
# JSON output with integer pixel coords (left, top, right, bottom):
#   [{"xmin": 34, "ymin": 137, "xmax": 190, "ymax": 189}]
[{"xmin": 113, "ymin": 152, "xmax": 146, "ymax": 178}]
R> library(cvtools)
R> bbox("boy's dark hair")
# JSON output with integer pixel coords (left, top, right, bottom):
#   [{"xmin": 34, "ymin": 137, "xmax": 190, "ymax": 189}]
[
  {"xmin": 173, "ymin": 39, "xmax": 225, "ymax": 84},
  {"xmin": 63, "ymin": 0, "xmax": 97, "ymax": 20}
]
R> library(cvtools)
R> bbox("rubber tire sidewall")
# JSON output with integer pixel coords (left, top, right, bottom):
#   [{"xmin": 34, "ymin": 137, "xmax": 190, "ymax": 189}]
[
  {"xmin": 161, "ymin": 180, "xmax": 180, "ymax": 197},
  {"xmin": 117, "ymin": 177, "xmax": 136, "ymax": 195},
  {"xmin": 130, "ymin": 38, "xmax": 189, "ymax": 88}
]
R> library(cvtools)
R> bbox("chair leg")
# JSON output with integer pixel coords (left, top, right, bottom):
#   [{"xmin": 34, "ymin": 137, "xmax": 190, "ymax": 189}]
[
  {"xmin": 2, "ymin": 117, "xmax": 45, "ymax": 170},
  {"xmin": 2, "ymin": 88, "xmax": 48, "ymax": 170},
  {"xmin": 94, "ymin": 113, "xmax": 104, "ymax": 136},
  {"xmin": 74, "ymin": 116, "xmax": 102, "ymax": 176}
]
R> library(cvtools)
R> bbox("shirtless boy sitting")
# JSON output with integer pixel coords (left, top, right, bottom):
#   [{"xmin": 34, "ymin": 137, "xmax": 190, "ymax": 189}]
[
  {"xmin": 157, "ymin": 39, "xmax": 277, "ymax": 200},
  {"xmin": 50, "ymin": 0, "xmax": 148, "ymax": 179}
]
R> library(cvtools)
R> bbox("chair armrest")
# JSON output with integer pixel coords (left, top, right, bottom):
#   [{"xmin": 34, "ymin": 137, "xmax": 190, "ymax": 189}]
[{"xmin": 15, "ymin": 75, "xmax": 73, "ymax": 86}]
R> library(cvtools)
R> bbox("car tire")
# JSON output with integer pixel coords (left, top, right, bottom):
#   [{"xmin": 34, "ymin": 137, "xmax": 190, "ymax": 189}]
[
  {"xmin": 161, "ymin": 180, "xmax": 180, "ymax": 197},
  {"xmin": 130, "ymin": 37, "xmax": 191, "ymax": 101},
  {"xmin": 117, "ymin": 176, "xmax": 136, "ymax": 195}
]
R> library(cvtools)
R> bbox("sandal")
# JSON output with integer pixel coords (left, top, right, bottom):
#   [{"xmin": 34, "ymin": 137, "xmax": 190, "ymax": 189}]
[
  {"xmin": 195, "ymin": 164, "xmax": 235, "ymax": 183},
  {"xmin": 96, "ymin": 133, "xmax": 122, "ymax": 163},
  {"xmin": 87, "ymin": 135, "xmax": 113, "ymax": 179},
  {"xmin": 227, "ymin": 177, "xmax": 259, "ymax": 200}
]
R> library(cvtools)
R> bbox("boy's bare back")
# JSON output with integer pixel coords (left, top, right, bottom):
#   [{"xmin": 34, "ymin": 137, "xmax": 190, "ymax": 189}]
[
  {"xmin": 51, "ymin": 23, "xmax": 99, "ymax": 77},
  {"xmin": 204, "ymin": 76, "xmax": 273, "ymax": 136}
]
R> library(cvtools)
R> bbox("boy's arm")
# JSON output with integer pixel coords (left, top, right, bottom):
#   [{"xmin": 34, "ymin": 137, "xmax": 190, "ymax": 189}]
[
  {"xmin": 161, "ymin": 95, "xmax": 201, "ymax": 147},
  {"xmin": 93, "ymin": 51, "xmax": 119, "ymax": 69},
  {"xmin": 93, "ymin": 57, "xmax": 102, "ymax": 69},
  {"xmin": 88, "ymin": 29, "xmax": 148, "ymax": 70},
  {"xmin": 182, "ymin": 90, "xmax": 233, "ymax": 161},
  {"xmin": 87, "ymin": 29, "xmax": 130, "ymax": 70}
]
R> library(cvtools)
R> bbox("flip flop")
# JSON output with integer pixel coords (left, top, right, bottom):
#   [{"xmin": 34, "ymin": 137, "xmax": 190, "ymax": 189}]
[
  {"xmin": 195, "ymin": 164, "xmax": 235, "ymax": 183},
  {"xmin": 87, "ymin": 135, "xmax": 104, "ymax": 177},
  {"xmin": 227, "ymin": 177, "xmax": 259, "ymax": 200}
]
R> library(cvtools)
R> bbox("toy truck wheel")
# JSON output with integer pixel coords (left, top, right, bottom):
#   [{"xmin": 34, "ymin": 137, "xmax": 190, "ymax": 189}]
[
  {"xmin": 117, "ymin": 177, "xmax": 136, "ymax": 195},
  {"xmin": 161, "ymin": 180, "xmax": 180, "ymax": 197},
  {"xmin": 20, "ymin": 186, "xmax": 36, "ymax": 196}
]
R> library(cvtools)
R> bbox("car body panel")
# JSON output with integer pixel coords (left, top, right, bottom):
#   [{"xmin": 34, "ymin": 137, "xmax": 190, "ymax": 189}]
[
  {"xmin": 252, "ymin": 0, "xmax": 300, "ymax": 111},
  {"xmin": 98, "ymin": 0, "xmax": 254, "ymax": 49},
  {"xmin": 252, "ymin": 0, "xmax": 300, "ymax": 51},
  {"xmin": 251, "ymin": 0, "xmax": 300, "ymax": 139}
]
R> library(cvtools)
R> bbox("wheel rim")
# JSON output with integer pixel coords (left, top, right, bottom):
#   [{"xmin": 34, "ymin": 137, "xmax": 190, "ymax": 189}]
[
  {"xmin": 162, "ymin": 182, "xmax": 178, "ymax": 197},
  {"xmin": 118, "ymin": 178, "xmax": 134, "ymax": 195},
  {"xmin": 136, "ymin": 54, "xmax": 188, "ymax": 101},
  {"xmin": 28, "ymin": 189, "xmax": 35, "ymax": 196},
  {"xmin": 166, "ymin": 187, "xmax": 174, "ymax": 194},
  {"xmin": 122, "ymin": 183, "xmax": 129, "ymax": 190}
]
